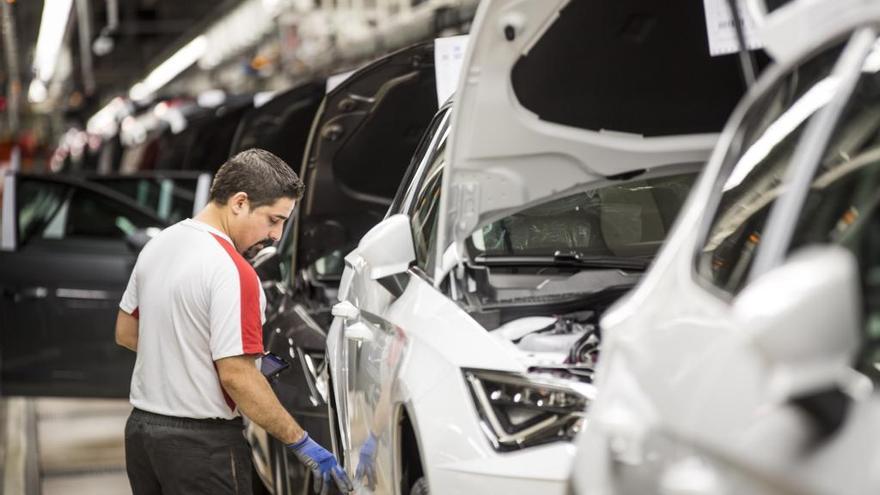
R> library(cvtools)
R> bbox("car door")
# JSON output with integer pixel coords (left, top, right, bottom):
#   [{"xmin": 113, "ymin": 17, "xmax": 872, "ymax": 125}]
[
  {"xmin": 228, "ymin": 85, "xmax": 328, "ymax": 493},
  {"xmin": 336, "ymin": 107, "xmax": 449, "ymax": 490},
  {"xmin": 274, "ymin": 41, "xmax": 436, "ymax": 464},
  {"xmin": 245, "ymin": 43, "xmax": 440, "ymax": 492},
  {"xmin": 0, "ymin": 174, "xmax": 166, "ymax": 398},
  {"xmin": 573, "ymin": 31, "xmax": 880, "ymax": 493}
]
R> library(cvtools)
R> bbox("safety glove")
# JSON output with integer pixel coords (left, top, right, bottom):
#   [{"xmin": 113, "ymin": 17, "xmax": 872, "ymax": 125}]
[
  {"xmin": 355, "ymin": 432, "xmax": 378, "ymax": 490},
  {"xmin": 288, "ymin": 432, "xmax": 354, "ymax": 494}
]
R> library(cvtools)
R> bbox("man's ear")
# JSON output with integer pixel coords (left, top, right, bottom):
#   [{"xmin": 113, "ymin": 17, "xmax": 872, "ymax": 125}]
[{"xmin": 229, "ymin": 192, "xmax": 249, "ymax": 214}]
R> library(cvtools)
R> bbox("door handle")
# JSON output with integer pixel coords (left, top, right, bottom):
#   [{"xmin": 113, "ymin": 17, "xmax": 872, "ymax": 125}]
[
  {"xmin": 342, "ymin": 321, "xmax": 373, "ymax": 342},
  {"xmin": 332, "ymin": 301, "xmax": 360, "ymax": 320},
  {"xmin": 15, "ymin": 286, "xmax": 48, "ymax": 300},
  {"xmin": 332, "ymin": 301, "xmax": 372, "ymax": 341},
  {"xmin": 55, "ymin": 288, "xmax": 115, "ymax": 300}
]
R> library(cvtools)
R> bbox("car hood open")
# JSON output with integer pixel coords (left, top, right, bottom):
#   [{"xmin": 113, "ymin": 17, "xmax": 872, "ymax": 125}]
[
  {"xmin": 437, "ymin": 0, "xmax": 754, "ymax": 279},
  {"xmin": 230, "ymin": 81, "xmax": 326, "ymax": 169}
]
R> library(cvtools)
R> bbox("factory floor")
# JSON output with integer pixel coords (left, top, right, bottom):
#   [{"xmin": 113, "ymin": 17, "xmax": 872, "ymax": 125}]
[{"xmin": 1, "ymin": 397, "xmax": 130, "ymax": 495}]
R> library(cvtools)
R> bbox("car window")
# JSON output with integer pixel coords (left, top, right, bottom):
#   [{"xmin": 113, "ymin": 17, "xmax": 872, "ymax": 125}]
[
  {"xmin": 20, "ymin": 180, "xmax": 159, "ymax": 243},
  {"xmin": 408, "ymin": 136, "xmax": 446, "ymax": 275},
  {"xmin": 17, "ymin": 179, "xmax": 70, "ymax": 244},
  {"xmin": 63, "ymin": 188, "xmax": 158, "ymax": 239},
  {"xmin": 470, "ymin": 172, "xmax": 696, "ymax": 259},
  {"xmin": 389, "ymin": 107, "xmax": 450, "ymax": 217},
  {"xmin": 279, "ymin": 217, "xmax": 296, "ymax": 285},
  {"xmin": 311, "ymin": 249, "xmax": 346, "ymax": 279},
  {"xmin": 776, "ymin": 43, "xmax": 880, "ymax": 382},
  {"xmin": 695, "ymin": 39, "xmax": 847, "ymax": 295},
  {"xmin": 95, "ymin": 177, "xmax": 197, "ymax": 222},
  {"xmin": 788, "ymin": 153, "xmax": 880, "ymax": 382}
]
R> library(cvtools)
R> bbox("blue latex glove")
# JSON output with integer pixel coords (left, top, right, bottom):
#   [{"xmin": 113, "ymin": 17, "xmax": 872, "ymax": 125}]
[
  {"xmin": 288, "ymin": 433, "xmax": 353, "ymax": 494},
  {"xmin": 355, "ymin": 433, "xmax": 378, "ymax": 490}
]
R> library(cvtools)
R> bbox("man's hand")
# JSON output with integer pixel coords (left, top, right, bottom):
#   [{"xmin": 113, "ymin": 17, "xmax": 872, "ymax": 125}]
[
  {"xmin": 355, "ymin": 433, "xmax": 378, "ymax": 490},
  {"xmin": 288, "ymin": 433, "xmax": 353, "ymax": 494}
]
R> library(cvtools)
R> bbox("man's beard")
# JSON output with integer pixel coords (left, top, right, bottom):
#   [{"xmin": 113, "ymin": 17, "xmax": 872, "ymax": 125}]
[{"xmin": 243, "ymin": 238, "xmax": 275, "ymax": 261}]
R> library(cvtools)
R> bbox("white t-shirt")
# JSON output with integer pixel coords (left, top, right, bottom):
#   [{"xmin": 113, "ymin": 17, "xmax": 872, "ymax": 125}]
[{"xmin": 119, "ymin": 219, "xmax": 266, "ymax": 419}]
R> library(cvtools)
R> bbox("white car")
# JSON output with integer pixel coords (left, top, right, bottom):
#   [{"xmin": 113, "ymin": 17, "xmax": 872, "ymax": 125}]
[
  {"xmin": 570, "ymin": 1, "xmax": 880, "ymax": 494},
  {"xmin": 325, "ymin": 0, "xmax": 753, "ymax": 493}
]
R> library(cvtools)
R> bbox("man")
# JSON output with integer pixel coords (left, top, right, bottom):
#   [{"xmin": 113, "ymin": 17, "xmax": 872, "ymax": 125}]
[{"xmin": 115, "ymin": 149, "xmax": 352, "ymax": 495}]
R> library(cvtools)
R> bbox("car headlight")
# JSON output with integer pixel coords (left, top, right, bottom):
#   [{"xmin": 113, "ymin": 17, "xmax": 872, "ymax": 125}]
[{"xmin": 463, "ymin": 369, "xmax": 594, "ymax": 452}]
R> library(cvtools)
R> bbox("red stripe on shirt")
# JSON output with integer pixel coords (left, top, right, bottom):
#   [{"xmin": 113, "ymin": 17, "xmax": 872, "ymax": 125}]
[
  {"xmin": 132, "ymin": 307, "xmax": 139, "ymax": 319},
  {"xmin": 210, "ymin": 233, "xmax": 264, "ymax": 355}
]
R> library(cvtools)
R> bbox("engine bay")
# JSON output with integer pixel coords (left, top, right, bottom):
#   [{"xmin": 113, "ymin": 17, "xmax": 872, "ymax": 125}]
[
  {"xmin": 456, "ymin": 263, "xmax": 637, "ymax": 384},
  {"xmin": 490, "ymin": 310, "xmax": 602, "ymax": 384}
]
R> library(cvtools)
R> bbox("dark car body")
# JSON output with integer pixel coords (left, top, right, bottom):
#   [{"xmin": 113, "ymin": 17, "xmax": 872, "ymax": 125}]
[
  {"xmin": 0, "ymin": 173, "xmax": 168, "ymax": 397},
  {"xmin": 244, "ymin": 42, "xmax": 439, "ymax": 494},
  {"xmin": 230, "ymin": 81, "xmax": 326, "ymax": 168}
]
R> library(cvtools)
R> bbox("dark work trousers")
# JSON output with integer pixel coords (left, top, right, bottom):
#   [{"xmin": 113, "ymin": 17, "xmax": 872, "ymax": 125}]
[{"xmin": 125, "ymin": 408, "xmax": 253, "ymax": 495}]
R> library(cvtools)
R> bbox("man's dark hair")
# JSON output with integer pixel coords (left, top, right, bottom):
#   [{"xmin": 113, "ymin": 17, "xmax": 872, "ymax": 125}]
[{"xmin": 209, "ymin": 148, "xmax": 304, "ymax": 208}]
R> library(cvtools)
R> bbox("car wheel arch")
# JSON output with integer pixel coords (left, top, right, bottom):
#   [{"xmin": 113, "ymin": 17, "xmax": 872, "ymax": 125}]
[{"xmin": 394, "ymin": 402, "xmax": 429, "ymax": 495}]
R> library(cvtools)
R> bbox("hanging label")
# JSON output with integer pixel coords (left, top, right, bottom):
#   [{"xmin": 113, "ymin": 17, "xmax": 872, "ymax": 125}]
[
  {"xmin": 434, "ymin": 35, "xmax": 469, "ymax": 107},
  {"xmin": 703, "ymin": 0, "xmax": 763, "ymax": 57}
]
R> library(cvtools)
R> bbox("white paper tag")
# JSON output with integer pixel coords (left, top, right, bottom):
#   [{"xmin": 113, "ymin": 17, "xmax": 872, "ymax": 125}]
[
  {"xmin": 326, "ymin": 69, "xmax": 357, "ymax": 94},
  {"xmin": 703, "ymin": 0, "xmax": 763, "ymax": 57},
  {"xmin": 253, "ymin": 91, "xmax": 278, "ymax": 108},
  {"xmin": 434, "ymin": 35, "xmax": 469, "ymax": 107}
]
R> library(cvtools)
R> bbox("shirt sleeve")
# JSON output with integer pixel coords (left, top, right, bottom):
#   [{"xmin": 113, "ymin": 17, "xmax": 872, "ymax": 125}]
[
  {"xmin": 209, "ymin": 262, "xmax": 265, "ymax": 360},
  {"xmin": 119, "ymin": 266, "xmax": 139, "ymax": 316}
]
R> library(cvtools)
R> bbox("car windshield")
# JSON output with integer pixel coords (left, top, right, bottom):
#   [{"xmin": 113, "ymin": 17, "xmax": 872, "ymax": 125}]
[{"xmin": 468, "ymin": 171, "xmax": 697, "ymax": 261}]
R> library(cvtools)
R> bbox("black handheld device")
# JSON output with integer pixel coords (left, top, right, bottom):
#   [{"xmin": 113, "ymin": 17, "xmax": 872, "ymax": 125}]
[{"xmin": 260, "ymin": 352, "xmax": 290, "ymax": 378}]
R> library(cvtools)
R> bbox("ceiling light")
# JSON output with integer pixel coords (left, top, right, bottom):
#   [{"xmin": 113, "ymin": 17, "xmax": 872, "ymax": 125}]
[
  {"xmin": 92, "ymin": 34, "xmax": 114, "ymax": 57},
  {"xmin": 86, "ymin": 96, "xmax": 128, "ymax": 136},
  {"xmin": 27, "ymin": 80, "xmax": 48, "ymax": 103},
  {"xmin": 197, "ymin": 89, "xmax": 226, "ymax": 108},
  {"xmin": 33, "ymin": 0, "xmax": 74, "ymax": 82},
  {"xmin": 129, "ymin": 35, "xmax": 208, "ymax": 101}
]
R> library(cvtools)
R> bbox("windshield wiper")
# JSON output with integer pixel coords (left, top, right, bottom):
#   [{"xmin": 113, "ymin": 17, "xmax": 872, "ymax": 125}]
[
  {"xmin": 473, "ymin": 251, "xmax": 649, "ymax": 271},
  {"xmin": 551, "ymin": 250, "xmax": 648, "ymax": 270}
]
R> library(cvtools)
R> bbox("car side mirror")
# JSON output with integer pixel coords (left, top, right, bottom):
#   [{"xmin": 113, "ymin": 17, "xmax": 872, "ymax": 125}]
[
  {"xmin": 733, "ymin": 245, "xmax": 862, "ymax": 399},
  {"xmin": 252, "ymin": 245, "xmax": 282, "ymax": 282},
  {"xmin": 125, "ymin": 227, "xmax": 160, "ymax": 252},
  {"xmin": 348, "ymin": 214, "xmax": 415, "ymax": 280}
]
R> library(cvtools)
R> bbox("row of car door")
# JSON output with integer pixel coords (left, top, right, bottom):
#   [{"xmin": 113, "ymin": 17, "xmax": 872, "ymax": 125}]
[
  {"xmin": 0, "ymin": 169, "xmax": 212, "ymax": 397},
  {"xmin": 0, "ymin": 175, "xmax": 166, "ymax": 397},
  {"xmin": 239, "ymin": 42, "xmax": 443, "ymax": 493}
]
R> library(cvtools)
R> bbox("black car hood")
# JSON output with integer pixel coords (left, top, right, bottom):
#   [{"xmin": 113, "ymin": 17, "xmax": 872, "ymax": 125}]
[{"xmin": 229, "ymin": 81, "xmax": 326, "ymax": 170}]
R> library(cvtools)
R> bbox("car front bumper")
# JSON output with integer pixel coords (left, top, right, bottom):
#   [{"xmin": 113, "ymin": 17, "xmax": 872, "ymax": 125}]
[{"xmin": 427, "ymin": 442, "xmax": 576, "ymax": 495}]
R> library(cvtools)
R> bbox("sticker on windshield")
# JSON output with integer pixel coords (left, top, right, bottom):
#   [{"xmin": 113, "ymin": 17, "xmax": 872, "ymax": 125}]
[
  {"xmin": 434, "ymin": 35, "xmax": 469, "ymax": 107},
  {"xmin": 703, "ymin": 0, "xmax": 763, "ymax": 57}
]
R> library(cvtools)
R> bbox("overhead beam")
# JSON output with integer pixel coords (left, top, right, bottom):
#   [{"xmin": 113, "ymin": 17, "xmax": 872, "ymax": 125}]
[
  {"xmin": 1, "ymin": 0, "xmax": 20, "ymax": 134},
  {"xmin": 76, "ymin": 0, "xmax": 96, "ymax": 95}
]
